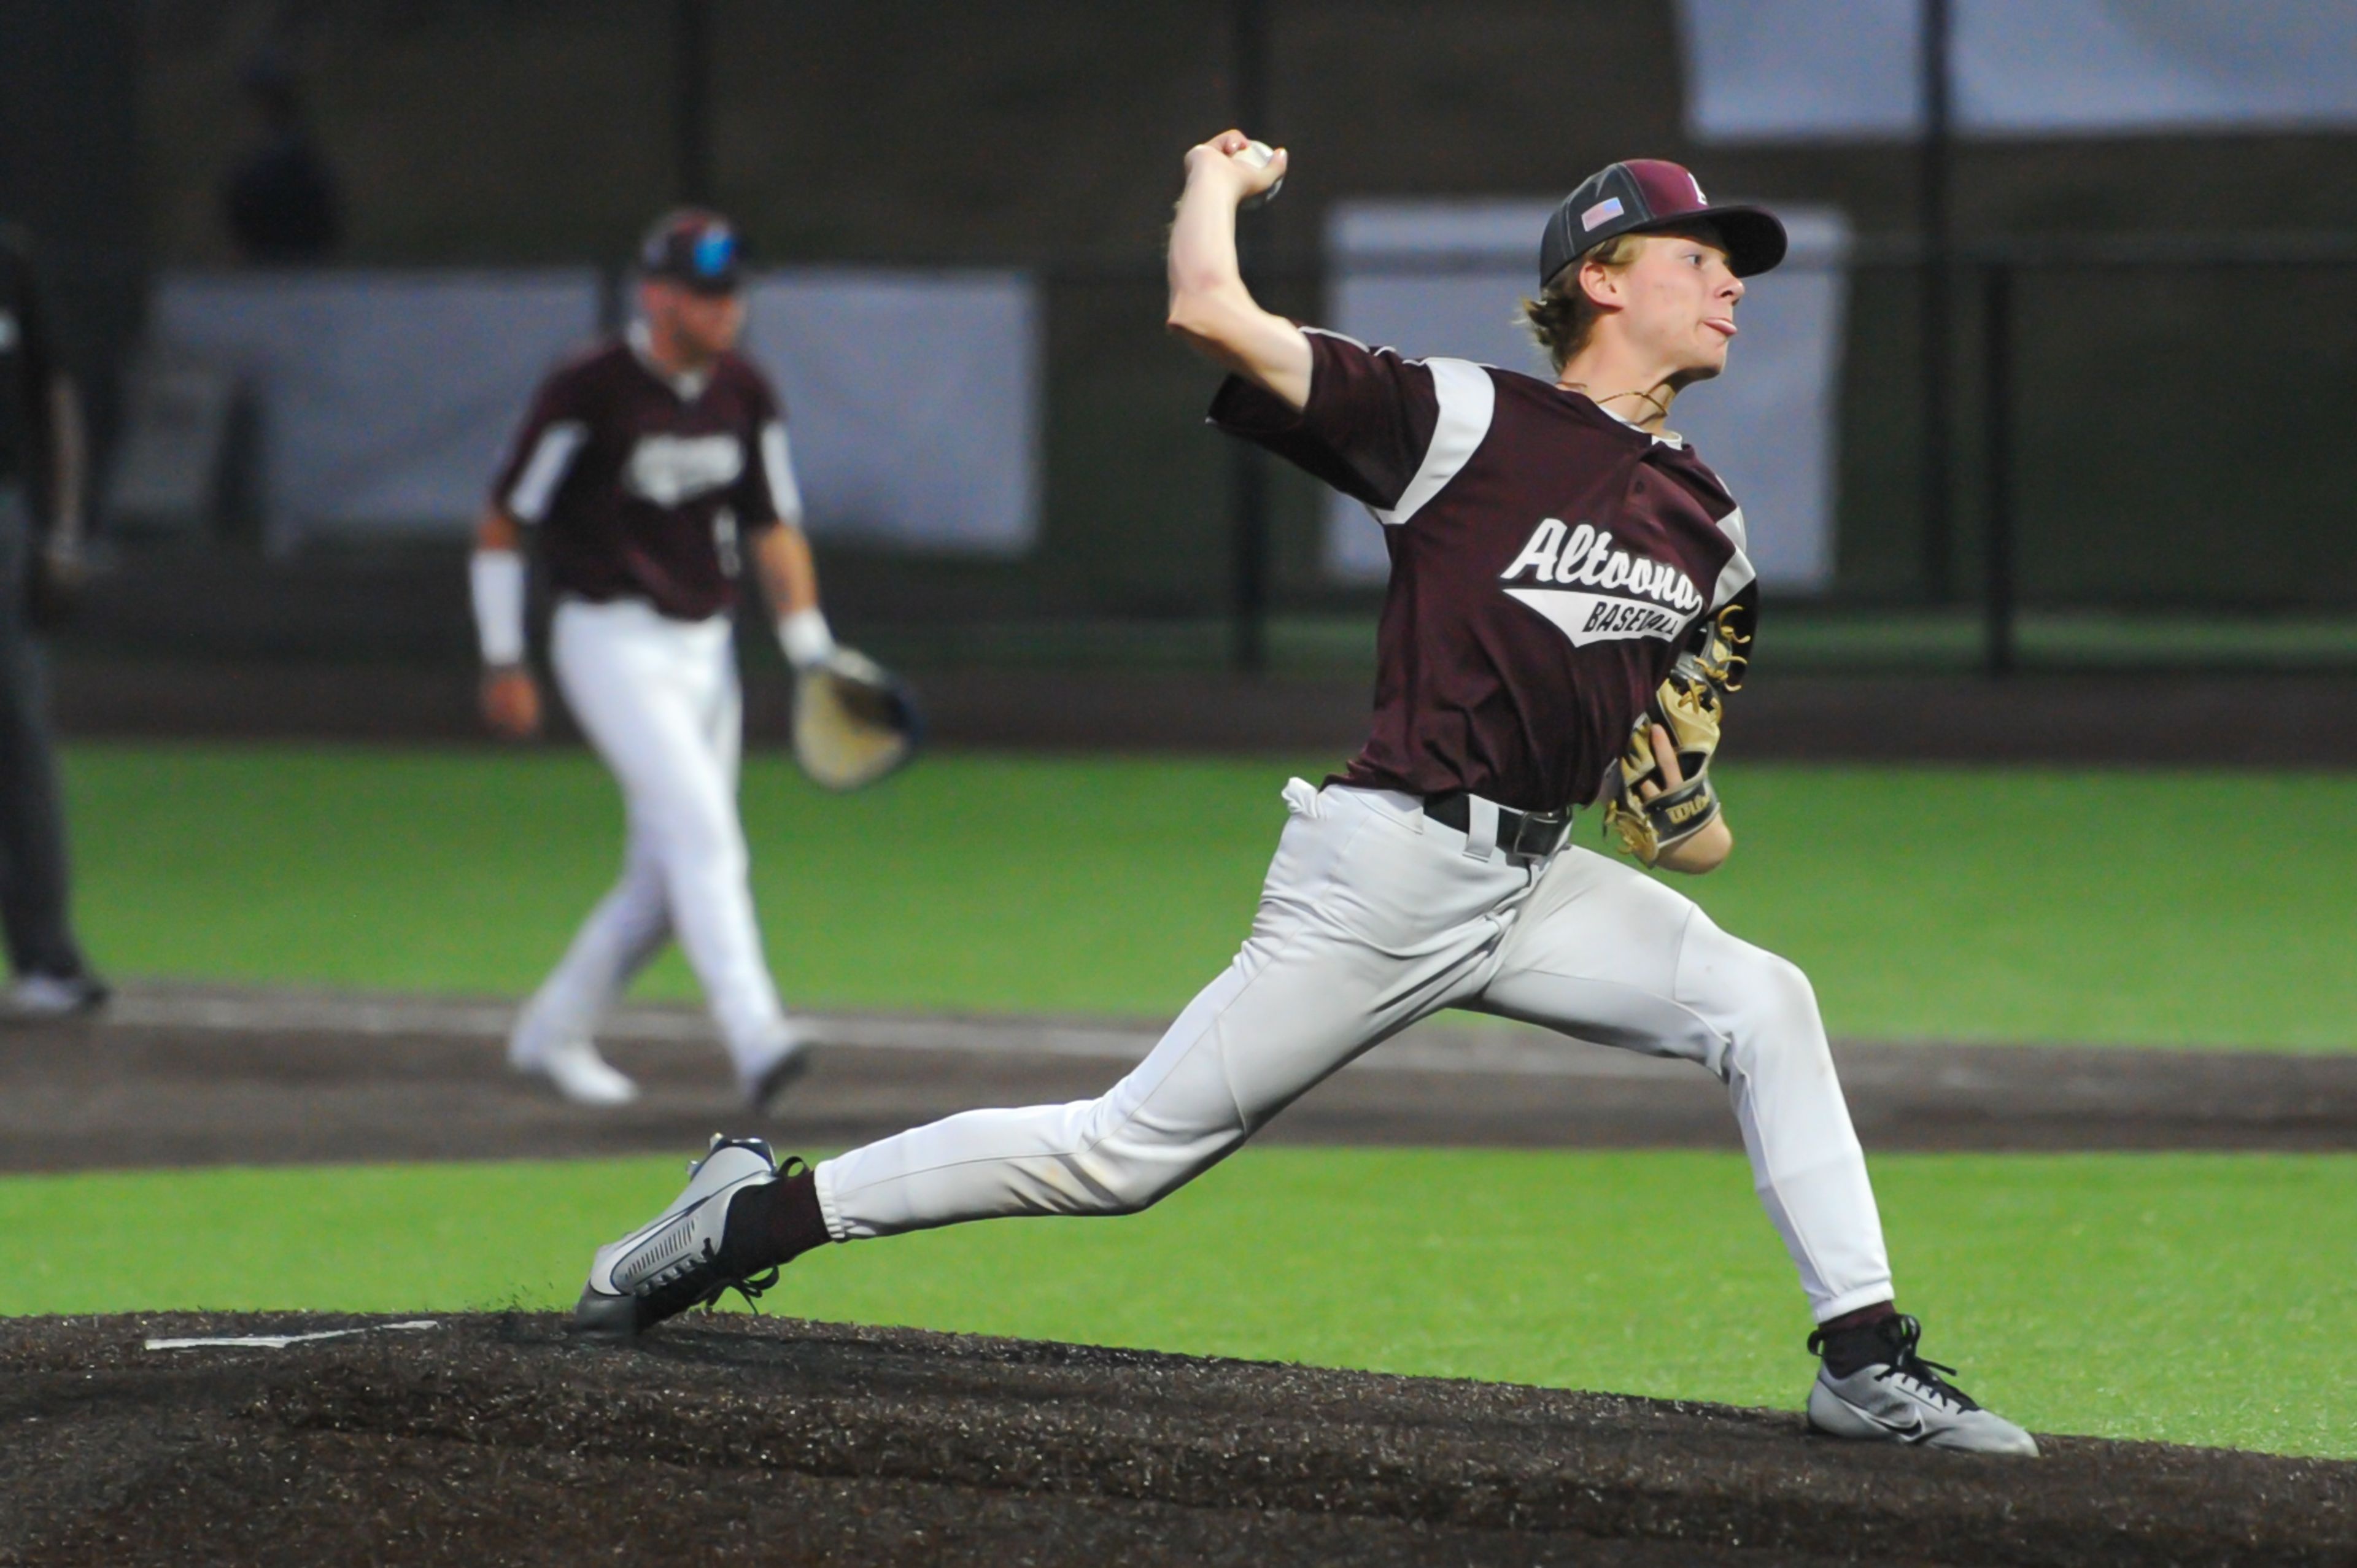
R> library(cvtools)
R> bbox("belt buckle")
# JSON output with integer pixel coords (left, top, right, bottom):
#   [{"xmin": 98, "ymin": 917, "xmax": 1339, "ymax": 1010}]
[{"xmin": 1508, "ymin": 808, "xmax": 1566, "ymax": 860}]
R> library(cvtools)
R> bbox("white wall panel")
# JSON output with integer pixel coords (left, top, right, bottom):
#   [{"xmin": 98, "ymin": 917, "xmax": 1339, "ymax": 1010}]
[
  {"xmin": 1678, "ymin": 0, "xmax": 2357, "ymax": 142},
  {"xmin": 740, "ymin": 269, "xmax": 1039, "ymax": 555},
  {"xmin": 150, "ymin": 267, "xmax": 1043, "ymax": 555},
  {"xmin": 153, "ymin": 271, "xmax": 600, "ymax": 547}
]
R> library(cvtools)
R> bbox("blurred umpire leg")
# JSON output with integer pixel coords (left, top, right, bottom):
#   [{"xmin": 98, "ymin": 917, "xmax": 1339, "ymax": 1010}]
[
  {"xmin": 549, "ymin": 598, "xmax": 803, "ymax": 1106},
  {"xmin": 813, "ymin": 784, "xmax": 1517, "ymax": 1239},
  {"xmin": 0, "ymin": 486, "xmax": 99, "ymax": 1018},
  {"xmin": 1471, "ymin": 846, "xmax": 1894, "ymax": 1323}
]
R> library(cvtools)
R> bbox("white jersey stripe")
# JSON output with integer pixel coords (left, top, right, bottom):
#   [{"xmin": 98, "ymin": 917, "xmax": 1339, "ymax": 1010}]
[
  {"xmin": 1709, "ymin": 505, "xmax": 1757, "ymax": 608},
  {"xmin": 505, "ymin": 420, "xmax": 587, "ymax": 523},
  {"xmin": 759, "ymin": 421, "xmax": 805, "ymax": 527},
  {"xmin": 1372, "ymin": 357, "xmax": 1495, "ymax": 528}
]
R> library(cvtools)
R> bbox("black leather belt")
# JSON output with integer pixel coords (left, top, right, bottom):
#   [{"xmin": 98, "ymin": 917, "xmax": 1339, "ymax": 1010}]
[{"xmin": 1423, "ymin": 790, "xmax": 1573, "ymax": 859}]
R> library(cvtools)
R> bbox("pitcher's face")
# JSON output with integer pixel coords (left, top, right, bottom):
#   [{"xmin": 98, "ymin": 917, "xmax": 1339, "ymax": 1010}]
[{"xmin": 1612, "ymin": 226, "xmax": 1744, "ymax": 382}]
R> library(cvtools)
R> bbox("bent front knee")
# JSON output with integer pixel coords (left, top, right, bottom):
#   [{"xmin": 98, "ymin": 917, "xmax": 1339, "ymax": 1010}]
[
  {"xmin": 1757, "ymin": 952, "xmax": 1822, "ymax": 1027},
  {"xmin": 1715, "ymin": 951, "xmax": 1835, "ymax": 1071}
]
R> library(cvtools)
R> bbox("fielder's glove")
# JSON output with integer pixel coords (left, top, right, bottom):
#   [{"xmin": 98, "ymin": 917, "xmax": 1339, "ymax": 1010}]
[
  {"xmin": 1604, "ymin": 592, "xmax": 1754, "ymax": 866},
  {"xmin": 792, "ymin": 647, "xmax": 922, "ymax": 791}
]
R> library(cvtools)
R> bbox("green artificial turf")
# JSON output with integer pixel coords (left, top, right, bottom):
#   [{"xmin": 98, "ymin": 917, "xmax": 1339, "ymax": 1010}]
[
  {"xmin": 2, "ymin": 1148, "xmax": 2346, "ymax": 1458},
  {"xmin": 62, "ymin": 744, "xmax": 2356, "ymax": 1048}
]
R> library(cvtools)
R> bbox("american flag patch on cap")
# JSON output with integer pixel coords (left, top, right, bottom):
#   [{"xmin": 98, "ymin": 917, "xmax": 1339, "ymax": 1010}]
[{"xmin": 1581, "ymin": 197, "xmax": 1624, "ymax": 231}]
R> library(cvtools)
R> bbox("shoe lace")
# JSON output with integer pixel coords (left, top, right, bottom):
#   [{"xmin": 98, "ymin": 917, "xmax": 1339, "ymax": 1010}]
[
  {"xmin": 1870, "ymin": 1315, "xmax": 1980, "ymax": 1413},
  {"xmin": 1697, "ymin": 606, "xmax": 1752, "ymax": 690},
  {"xmin": 694, "ymin": 1259, "xmax": 781, "ymax": 1316},
  {"xmin": 1807, "ymin": 1313, "xmax": 1983, "ymax": 1413}
]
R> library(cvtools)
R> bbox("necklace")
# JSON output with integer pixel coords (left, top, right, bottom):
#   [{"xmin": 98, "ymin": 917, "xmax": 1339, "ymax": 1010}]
[{"xmin": 1560, "ymin": 381, "xmax": 1670, "ymax": 423}]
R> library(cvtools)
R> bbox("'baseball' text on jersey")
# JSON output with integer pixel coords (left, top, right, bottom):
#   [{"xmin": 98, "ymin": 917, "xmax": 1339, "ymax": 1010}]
[
  {"xmin": 1582, "ymin": 598, "xmax": 1684, "ymax": 641},
  {"xmin": 1505, "ymin": 587, "xmax": 1690, "ymax": 649}
]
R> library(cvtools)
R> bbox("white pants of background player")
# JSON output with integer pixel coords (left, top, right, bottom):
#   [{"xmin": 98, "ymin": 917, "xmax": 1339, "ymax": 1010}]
[
  {"xmin": 818, "ymin": 779, "xmax": 1891, "ymax": 1322},
  {"xmin": 512, "ymin": 597, "xmax": 799, "ymax": 1091}
]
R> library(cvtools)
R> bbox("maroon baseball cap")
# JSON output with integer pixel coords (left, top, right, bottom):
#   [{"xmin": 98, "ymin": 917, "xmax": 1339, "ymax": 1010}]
[
  {"xmin": 638, "ymin": 208, "xmax": 743, "ymax": 295},
  {"xmin": 1538, "ymin": 160, "xmax": 1786, "ymax": 288}
]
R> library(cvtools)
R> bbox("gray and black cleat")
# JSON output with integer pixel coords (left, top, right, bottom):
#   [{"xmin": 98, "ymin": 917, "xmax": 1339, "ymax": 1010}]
[
  {"xmin": 571, "ymin": 1135, "xmax": 791, "ymax": 1340},
  {"xmin": 1805, "ymin": 1314, "xmax": 2038, "ymax": 1456}
]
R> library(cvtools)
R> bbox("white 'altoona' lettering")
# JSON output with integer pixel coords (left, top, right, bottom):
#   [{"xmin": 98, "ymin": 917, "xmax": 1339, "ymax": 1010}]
[{"xmin": 1499, "ymin": 516, "xmax": 1703, "ymax": 613}]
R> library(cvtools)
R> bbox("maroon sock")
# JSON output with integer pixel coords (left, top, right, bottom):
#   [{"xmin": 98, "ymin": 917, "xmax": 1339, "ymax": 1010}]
[
  {"xmin": 722, "ymin": 1164, "xmax": 832, "ymax": 1272},
  {"xmin": 1819, "ymin": 1301, "xmax": 1897, "ymax": 1335},
  {"xmin": 1811, "ymin": 1300, "xmax": 1899, "ymax": 1378}
]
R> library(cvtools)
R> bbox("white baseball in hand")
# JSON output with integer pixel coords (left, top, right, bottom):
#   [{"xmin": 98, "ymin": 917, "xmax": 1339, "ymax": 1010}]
[{"xmin": 1236, "ymin": 139, "xmax": 1283, "ymax": 209}]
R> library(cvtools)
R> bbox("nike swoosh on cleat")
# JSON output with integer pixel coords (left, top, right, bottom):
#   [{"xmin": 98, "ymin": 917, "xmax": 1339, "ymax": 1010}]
[{"xmin": 1866, "ymin": 1410, "xmax": 1928, "ymax": 1442}]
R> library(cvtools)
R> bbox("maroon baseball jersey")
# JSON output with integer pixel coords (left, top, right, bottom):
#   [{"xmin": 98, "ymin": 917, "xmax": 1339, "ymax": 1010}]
[
  {"xmin": 490, "ymin": 330, "xmax": 802, "ymax": 620},
  {"xmin": 1212, "ymin": 329, "xmax": 1756, "ymax": 814}
]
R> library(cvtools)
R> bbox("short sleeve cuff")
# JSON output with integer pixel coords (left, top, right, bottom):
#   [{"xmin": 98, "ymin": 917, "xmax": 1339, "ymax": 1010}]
[{"xmin": 1207, "ymin": 373, "xmax": 1307, "ymax": 438}]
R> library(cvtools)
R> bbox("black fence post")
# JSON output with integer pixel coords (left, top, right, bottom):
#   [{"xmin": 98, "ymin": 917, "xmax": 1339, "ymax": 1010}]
[
  {"xmin": 1981, "ymin": 262, "xmax": 2016, "ymax": 678},
  {"xmin": 673, "ymin": 0, "xmax": 714, "ymax": 205},
  {"xmin": 1228, "ymin": 0, "xmax": 1272, "ymax": 675},
  {"xmin": 1919, "ymin": 0, "xmax": 1955, "ymax": 605}
]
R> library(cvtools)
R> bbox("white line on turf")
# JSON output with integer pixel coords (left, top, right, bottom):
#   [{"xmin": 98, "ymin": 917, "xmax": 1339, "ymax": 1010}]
[{"xmin": 145, "ymin": 1319, "xmax": 443, "ymax": 1351}]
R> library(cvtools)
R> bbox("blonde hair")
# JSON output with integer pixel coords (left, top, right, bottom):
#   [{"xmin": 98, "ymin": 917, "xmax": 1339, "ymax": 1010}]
[{"xmin": 1520, "ymin": 231, "xmax": 1647, "ymax": 373}]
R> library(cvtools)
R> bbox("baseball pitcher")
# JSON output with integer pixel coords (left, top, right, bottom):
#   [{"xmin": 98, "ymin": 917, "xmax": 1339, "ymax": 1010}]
[
  {"xmin": 471, "ymin": 209, "xmax": 842, "ymax": 1111},
  {"xmin": 567, "ymin": 143, "xmax": 2037, "ymax": 1456}
]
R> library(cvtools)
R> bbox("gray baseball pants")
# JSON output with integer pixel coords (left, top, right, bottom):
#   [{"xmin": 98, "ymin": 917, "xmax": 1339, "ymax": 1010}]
[{"xmin": 815, "ymin": 779, "xmax": 1894, "ymax": 1323}]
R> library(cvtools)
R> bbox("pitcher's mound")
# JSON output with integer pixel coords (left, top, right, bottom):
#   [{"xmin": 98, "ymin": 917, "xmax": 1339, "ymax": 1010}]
[{"xmin": 2, "ymin": 1312, "xmax": 2345, "ymax": 1566}]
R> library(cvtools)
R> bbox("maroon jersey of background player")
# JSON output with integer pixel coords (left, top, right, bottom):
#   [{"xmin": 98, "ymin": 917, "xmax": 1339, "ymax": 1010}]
[
  {"xmin": 1212, "ymin": 328, "xmax": 1755, "ymax": 815},
  {"xmin": 490, "ymin": 330, "xmax": 797, "ymax": 622}
]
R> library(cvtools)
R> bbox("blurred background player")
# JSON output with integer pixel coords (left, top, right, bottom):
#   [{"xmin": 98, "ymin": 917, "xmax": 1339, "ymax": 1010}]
[
  {"xmin": 471, "ymin": 208, "xmax": 837, "ymax": 1110},
  {"xmin": 0, "ymin": 223, "xmax": 104, "ymax": 1021}
]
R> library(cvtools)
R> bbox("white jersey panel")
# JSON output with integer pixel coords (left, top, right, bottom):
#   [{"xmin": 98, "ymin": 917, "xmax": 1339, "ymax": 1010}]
[
  {"xmin": 1710, "ymin": 506, "xmax": 1759, "ymax": 609},
  {"xmin": 1371, "ymin": 357, "xmax": 1496, "ymax": 528},
  {"xmin": 759, "ymin": 421, "xmax": 805, "ymax": 527},
  {"xmin": 505, "ymin": 420, "xmax": 588, "ymax": 523}
]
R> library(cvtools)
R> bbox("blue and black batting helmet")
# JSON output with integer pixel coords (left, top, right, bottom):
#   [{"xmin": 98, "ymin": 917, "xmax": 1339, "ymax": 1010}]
[{"xmin": 639, "ymin": 208, "xmax": 743, "ymax": 295}]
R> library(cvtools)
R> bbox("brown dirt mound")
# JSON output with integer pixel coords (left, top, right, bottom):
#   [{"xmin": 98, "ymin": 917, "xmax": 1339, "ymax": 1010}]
[{"xmin": 1, "ymin": 1313, "xmax": 2347, "ymax": 1567}]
